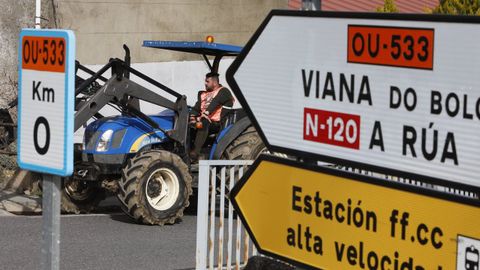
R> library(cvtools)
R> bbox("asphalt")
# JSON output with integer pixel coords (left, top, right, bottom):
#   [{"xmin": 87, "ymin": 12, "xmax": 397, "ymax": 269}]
[{"xmin": 0, "ymin": 212, "xmax": 198, "ymax": 270}]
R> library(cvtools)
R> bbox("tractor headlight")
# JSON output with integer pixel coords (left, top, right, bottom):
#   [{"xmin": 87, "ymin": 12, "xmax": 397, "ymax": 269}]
[{"xmin": 96, "ymin": 129, "xmax": 114, "ymax": 152}]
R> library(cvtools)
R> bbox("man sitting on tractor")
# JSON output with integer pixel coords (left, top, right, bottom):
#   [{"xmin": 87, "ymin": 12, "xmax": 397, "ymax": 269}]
[{"xmin": 190, "ymin": 72, "xmax": 234, "ymax": 161}]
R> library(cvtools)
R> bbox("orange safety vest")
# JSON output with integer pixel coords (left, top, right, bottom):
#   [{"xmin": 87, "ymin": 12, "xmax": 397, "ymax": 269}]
[{"xmin": 200, "ymin": 86, "xmax": 232, "ymax": 122}]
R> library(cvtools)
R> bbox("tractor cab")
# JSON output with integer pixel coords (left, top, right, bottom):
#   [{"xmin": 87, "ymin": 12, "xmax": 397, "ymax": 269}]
[{"xmin": 142, "ymin": 39, "xmax": 247, "ymax": 158}]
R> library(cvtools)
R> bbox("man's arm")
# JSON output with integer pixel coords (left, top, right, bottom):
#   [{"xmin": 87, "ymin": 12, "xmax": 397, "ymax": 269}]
[
  {"xmin": 205, "ymin": 87, "xmax": 233, "ymax": 113},
  {"xmin": 190, "ymin": 91, "xmax": 203, "ymax": 116}
]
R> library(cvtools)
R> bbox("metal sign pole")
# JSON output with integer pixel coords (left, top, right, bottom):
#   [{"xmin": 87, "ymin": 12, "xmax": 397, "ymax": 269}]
[
  {"xmin": 18, "ymin": 28, "xmax": 74, "ymax": 270},
  {"xmin": 41, "ymin": 174, "xmax": 61, "ymax": 270}
]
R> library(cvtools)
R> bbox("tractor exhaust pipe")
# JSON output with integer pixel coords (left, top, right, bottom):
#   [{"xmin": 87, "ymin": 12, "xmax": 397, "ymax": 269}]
[{"xmin": 123, "ymin": 44, "xmax": 130, "ymax": 79}]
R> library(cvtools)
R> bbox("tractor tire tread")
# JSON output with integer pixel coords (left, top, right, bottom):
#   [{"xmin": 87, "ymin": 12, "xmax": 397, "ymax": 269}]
[
  {"xmin": 223, "ymin": 126, "xmax": 265, "ymax": 160},
  {"xmin": 117, "ymin": 150, "xmax": 192, "ymax": 225}
]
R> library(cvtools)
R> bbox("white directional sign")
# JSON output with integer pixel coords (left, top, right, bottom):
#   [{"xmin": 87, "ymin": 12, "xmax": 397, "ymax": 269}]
[
  {"xmin": 18, "ymin": 29, "xmax": 75, "ymax": 176},
  {"xmin": 226, "ymin": 11, "xmax": 480, "ymax": 190}
]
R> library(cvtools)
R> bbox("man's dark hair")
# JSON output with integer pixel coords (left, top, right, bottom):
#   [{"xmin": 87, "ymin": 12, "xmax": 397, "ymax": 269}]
[{"xmin": 206, "ymin": 72, "xmax": 219, "ymax": 82}]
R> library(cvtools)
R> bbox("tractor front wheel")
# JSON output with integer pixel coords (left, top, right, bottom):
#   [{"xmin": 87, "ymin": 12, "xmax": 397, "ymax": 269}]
[{"xmin": 117, "ymin": 150, "xmax": 192, "ymax": 225}]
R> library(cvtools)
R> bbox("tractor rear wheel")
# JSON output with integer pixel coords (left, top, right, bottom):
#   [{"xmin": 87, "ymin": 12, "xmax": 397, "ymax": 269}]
[
  {"xmin": 222, "ymin": 126, "xmax": 266, "ymax": 160},
  {"xmin": 117, "ymin": 150, "xmax": 192, "ymax": 225}
]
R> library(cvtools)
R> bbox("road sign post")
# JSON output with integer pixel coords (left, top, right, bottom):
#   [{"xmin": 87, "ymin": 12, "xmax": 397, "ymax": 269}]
[
  {"xmin": 226, "ymin": 11, "xmax": 480, "ymax": 192},
  {"xmin": 231, "ymin": 155, "xmax": 480, "ymax": 270},
  {"xmin": 18, "ymin": 29, "xmax": 75, "ymax": 270},
  {"xmin": 41, "ymin": 174, "xmax": 61, "ymax": 270}
]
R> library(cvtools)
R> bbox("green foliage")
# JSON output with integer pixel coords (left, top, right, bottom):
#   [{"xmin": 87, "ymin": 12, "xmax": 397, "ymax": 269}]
[
  {"xmin": 376, "ymin": 0, "xmax": 399, "ymax": 13},
  {"xmin": 431, "ymin": 0, "xmax": 480, "ymax": 15}
]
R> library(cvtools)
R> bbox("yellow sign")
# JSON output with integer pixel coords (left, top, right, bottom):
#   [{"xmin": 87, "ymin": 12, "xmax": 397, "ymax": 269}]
[{"xmin": 231, "ymin": 156, "xmax": 480, "ymax": 270}]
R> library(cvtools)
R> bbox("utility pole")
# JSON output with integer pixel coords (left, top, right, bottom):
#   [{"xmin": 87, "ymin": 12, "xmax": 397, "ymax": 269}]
[{"xmin": 35, "ymin": 0, "xmax": 41, "ymax": 29}]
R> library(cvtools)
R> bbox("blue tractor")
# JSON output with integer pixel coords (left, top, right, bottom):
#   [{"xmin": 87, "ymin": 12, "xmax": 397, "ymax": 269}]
[{"xmin": 64, "ymin": 41, "xmax": 265, "ymax": 225}]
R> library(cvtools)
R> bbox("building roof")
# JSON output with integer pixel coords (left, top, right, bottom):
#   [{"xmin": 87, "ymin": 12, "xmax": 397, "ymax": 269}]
[{"xmin": 288, "ymin": 0, "xmax": 439, "ymax": 13}]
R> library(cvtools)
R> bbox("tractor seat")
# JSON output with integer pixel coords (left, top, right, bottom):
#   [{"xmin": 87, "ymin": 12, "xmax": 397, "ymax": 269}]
[
  {"xmin": 206, "ymin": 107, "xmax": 245, "ymax": 140},
  {"xmin": 220, "ymin": 107, "xmax": 247, "ymax": 129}
]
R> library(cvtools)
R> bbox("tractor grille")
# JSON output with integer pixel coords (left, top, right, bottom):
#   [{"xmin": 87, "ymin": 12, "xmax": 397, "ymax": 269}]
[{"xmin": 111, "ymin": 129, "xmax": 126, "ymax": 149}]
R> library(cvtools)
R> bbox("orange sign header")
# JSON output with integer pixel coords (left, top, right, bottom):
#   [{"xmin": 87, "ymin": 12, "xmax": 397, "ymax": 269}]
[
  {"xmin": 22, "ymin": 36, "xmax": 66, "ymax": 73},
  {"xmin": 347, "ymin": 25, "xmax": 434, "ymax": 70}
]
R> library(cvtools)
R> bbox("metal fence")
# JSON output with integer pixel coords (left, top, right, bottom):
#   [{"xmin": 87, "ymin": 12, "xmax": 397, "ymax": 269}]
[{"xmin": 195, "ymin": 160, "xmax": 256, "ymax": 270}]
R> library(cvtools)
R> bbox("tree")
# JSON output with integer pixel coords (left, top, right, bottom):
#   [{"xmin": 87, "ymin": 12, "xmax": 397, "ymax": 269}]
[
  {"xmin": 376, "ymin": 0, "xmax": 399, "ymax": 13},
  {"xmin": 430, "ymin": 0, "xmax": 480, "ymax": 15}
]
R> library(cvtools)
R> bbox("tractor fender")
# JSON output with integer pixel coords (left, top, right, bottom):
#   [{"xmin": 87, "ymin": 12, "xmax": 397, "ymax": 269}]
[{"xmin": 211, "ymin": 117, "xmax": 252, "ymax": 159}]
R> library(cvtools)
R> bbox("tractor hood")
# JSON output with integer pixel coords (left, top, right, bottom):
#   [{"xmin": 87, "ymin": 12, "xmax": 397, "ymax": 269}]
[{"xmin": 83, "ymin": 110, "xmax": 175, "ymax": 155}]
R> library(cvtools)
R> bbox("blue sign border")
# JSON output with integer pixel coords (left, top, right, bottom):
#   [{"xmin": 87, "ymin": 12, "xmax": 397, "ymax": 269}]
[{"xmin": 17, "ymin": 29, "xmax": 75, "ymax": 176}]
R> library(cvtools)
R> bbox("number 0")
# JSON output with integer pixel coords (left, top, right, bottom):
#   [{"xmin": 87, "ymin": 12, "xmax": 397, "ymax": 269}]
[
  {"xmin": 345, "ymin": 119, "xmax": 358, "ymax": 144},
  {"xmin": 33, "ymin": 116, "xmax": 50, "ymax": 155}
]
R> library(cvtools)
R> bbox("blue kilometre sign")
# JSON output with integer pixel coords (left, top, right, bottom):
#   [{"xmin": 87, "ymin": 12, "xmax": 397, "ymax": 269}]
[{"xmin": 18, "ymin": 29, "xmax": 75, "ymax": 176}]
